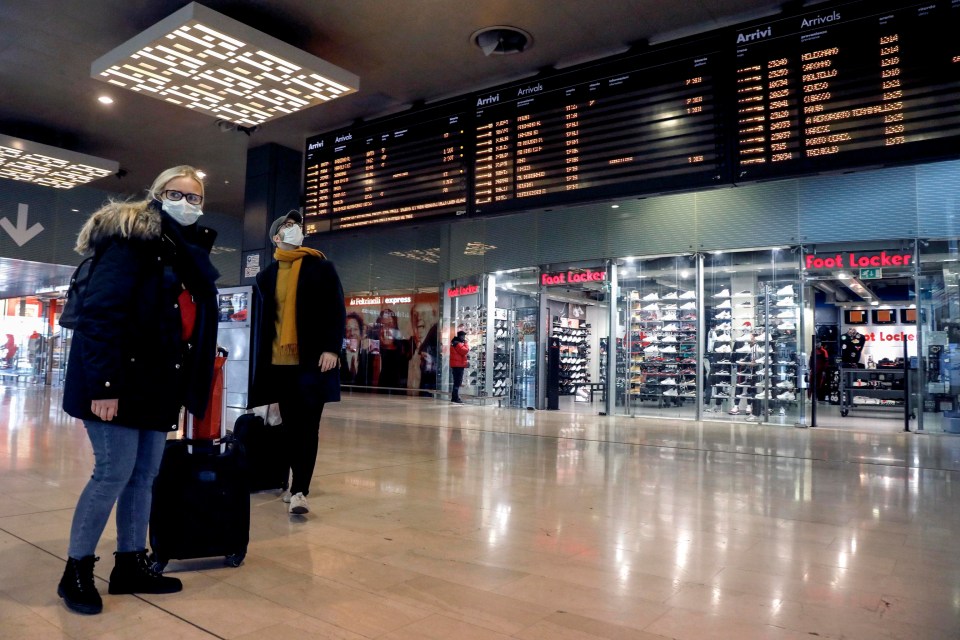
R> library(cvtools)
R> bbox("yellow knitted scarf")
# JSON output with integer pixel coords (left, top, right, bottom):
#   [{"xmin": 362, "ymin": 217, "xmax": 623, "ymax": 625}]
[{"xmin": 273, "ymin": 246, "xmax": 325, "ymax": 355}]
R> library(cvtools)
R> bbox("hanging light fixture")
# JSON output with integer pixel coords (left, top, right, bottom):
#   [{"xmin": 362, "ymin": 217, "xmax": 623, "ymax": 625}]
[
  {"xmin": 91, "ymin": 2, "xmax": 359, "ymax": 127},
  {"xmin": 0, "ymin": 134, "xmax": 119, "ymax": 189}
]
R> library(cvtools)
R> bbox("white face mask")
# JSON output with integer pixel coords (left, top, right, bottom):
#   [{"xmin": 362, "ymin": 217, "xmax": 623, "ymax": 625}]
[
  {"xmin": 162, "ymin": 199, "xmax": 203, "ymax": 226},
  {"xmin": 279, "ymin": 224, "xmax": 304, "ymax": 246}
]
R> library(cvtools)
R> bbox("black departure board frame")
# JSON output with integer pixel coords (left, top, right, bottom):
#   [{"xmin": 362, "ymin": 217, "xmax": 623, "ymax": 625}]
[
  {"xmin": 301, "ymin": 0, "xmax": 960, "ymax": 234},
  {"xmin": 732, "ymin": 0, "xmax": 960, "ymax": 181},
  {"xmin": 472, "ymin": 36, "xmax": 728, "ymax": 215},
  {"xmin": 302, "ymin": 100, "xmax": 468, "ymax": 232}
]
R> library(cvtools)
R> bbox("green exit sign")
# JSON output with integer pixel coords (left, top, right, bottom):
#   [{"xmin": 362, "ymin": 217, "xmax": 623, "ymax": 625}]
[{"xmin": 860, "ymin": 267, "xmax": 883, "ymax": 279}]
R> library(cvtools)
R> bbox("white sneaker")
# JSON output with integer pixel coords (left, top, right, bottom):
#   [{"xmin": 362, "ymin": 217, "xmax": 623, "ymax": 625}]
[
  {"xmin": 281, "ymin": 490, "xmax": 292, "ymax": 503},
  {"xmin": 715, "ymin": 345, "xmax": 732, "ymax": 353},
  {"xmin": 661, "ymin": 312, "xmax": 679, "ymax": 321},
  {"xmin": 728, "ymin": 406, "xmax": 740, "ymax": 415},
  {"xmin": 661, "ymin": 291, "xmax": 679, "ymax": 300},
  {"xmin": 732, "ymin": 290, "xmax": 752, "ymax": 298},
  {"xmin": 776, "ymin": 309, "xmax": 795, "ymax": 318},
  {"xmin": 714, "ymin": 289, "xmax": 730, "ymax": 298},
  {"xmin": 679, "ymin": 301, "xmax": 696, "ymax": 310},
  {"xmin": 715, "ymin": 311, "xmax": 732, "ymax": 319},
  {"xmin": 776, "ymin": 297, "xmax": 796, "ymax": 307},
  {"xmin": 776, "ymin": 285, "xmax": 795, "ymax": 296},
  {"xmin": 661, "ymin": 378, "xmax": 677, "ymax": 386},
  {"xmin": 736, "ymin": 301, "xmax": 753, "ymax": 308},
  {"xmin": 289, "ymin": 492, "xmax": 309, "ymax": 515},
  {"xmin": 679, "ymin": 290, "xmax": 696, "ymax": 299},
  {"xmin": 642, "ymin": 292, "xmax": 659, "ymax": 301},
  {"xmin": 716, "ymin": 300, "xmax": 732, "ymax": 309},
  {"xmin": 777, "ymin": 322, "xmax": 796, "ymax": 330},
  {"xmin": 714, "ymin": 334, "xmax": 731, "ymax": 342},
  {"xmin": 644, "ymin": 345, "xmax": 660, "ymax": 354},
  {"xmin": 642, "ymin": 302, "xmax": 659, "ymax": 311},
  {"xmin": 663, "ymin": 388, "xmax": 679, "ymax": 396},
  {"xmin": 715, "ymin": 322, "xmax": 731, "ymax": 330},
  {"xmin": 735, "ymin": 344, "xmax": 753, "ymax": 353},
  {"xmin": 660, "ymin": 335, "xmax": 677, "ymax": 343},
  {"xmin": 660, "ymin": 346, "xmax": 678, "ymax": 353}
]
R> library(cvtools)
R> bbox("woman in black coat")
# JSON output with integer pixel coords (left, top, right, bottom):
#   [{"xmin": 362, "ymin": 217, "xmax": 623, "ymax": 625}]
[
  {"xmin": 59, "ymin": 166, "xmax": 219, "ymax": 615},
  {"xmin": 249, "ymin": 210, "xmax": 345, "ymax": 516}
]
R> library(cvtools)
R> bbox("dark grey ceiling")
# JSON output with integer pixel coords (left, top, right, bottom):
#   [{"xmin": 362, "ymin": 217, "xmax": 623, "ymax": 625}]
[
  {"xmin": 0, "ymin": 0, "xmax": 793, "ymax": 298},
  {"xmin": 0, "ymin": 0, "xmax": 784, "ymax": 217}
]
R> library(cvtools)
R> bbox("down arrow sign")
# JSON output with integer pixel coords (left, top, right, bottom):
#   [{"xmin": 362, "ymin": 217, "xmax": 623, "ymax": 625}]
[{"xmin": 1, "ymin": 203, "xmax": 44, "ymax": 247}]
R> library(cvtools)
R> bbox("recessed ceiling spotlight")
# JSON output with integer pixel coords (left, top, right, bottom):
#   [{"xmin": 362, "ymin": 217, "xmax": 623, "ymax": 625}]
[
  {"xmin": 98, "ymin": 96, "xmax": 114, "ymax": 105},
  {"xmin": 611, "ymin": 204, "xmax": 620, "ymax": 209}
]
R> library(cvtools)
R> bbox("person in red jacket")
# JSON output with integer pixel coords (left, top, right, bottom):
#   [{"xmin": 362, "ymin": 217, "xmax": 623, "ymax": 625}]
[{"xmin": 449, "ymin": 330, "xmax": 469, "ymax": 404}]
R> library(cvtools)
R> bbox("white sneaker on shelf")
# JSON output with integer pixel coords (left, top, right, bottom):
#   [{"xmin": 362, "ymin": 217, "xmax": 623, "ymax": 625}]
[
  {"xmin": 679, "ymin": 301, "xmax": 696, "ymax": 310},
  {"xmin": 776, "ymin": 309, "xmax": 796, "ymax": 318},
  {"xmin": 777, "ymin": 322, "xmax": 796, "ymax": 330},
  {"xmin": 642, "ymin": 302, "xmax": 659, "ymax": 311},
  {"xmin": 663, "ymin": 388, "xmax": 679, "ymax": 396},
  {"xmin": 715, "ymin": 311, "xmax": 732, "ymax": 319},
  {"xmin": 661, "ymin": 346, "xmax": 678, "ymax": 353},
  {"xmin": 732, "ymin": 290, "xmax": 752, "ymax": 298},
  {"xmin": 777, "ymin": 391, "xmax": 796, "ymax": 401},
  {"xmin": 642, "ymin": 292, "xmax": 659, "ymax": 301},
  {"xmin": 735, "ymin": 344, "xmax": 753, "ymax": 353},
  {"xmin": 715, "ymin": 345, "xmax": 732, "ymax": 353},
  {"xmin": 644, "ymin": 345, "xmax": 660, "ymax": 354},
  {"xmin": 776, "ymin": 284, "xmax": 795, "ymax": 296},
  {"xmin": 661, "ymin": 378, "xmax": 677, "ymax": 385},
  {"xmin": 662, "ymin": 324, "xmax": 679, "ymax": 332},
  {"xmin": 728, "ymin": 406, "xmax": 740, "ymax": 415},
  {"xmin": 714, "ymin": 334, "xmax": 731, "ymax": 342},
  {"xmin": 661, "ymin": 312, "xmax": 679, "ymax": 321},
  {"xmin": 679, "ymin": 290, "xmax": 696, "ymax": 299},
  {"xmin": 661, "ymin": 291, "xmax": 679, "ymax": 300},
  {"xmin": 289, "ymin": 492, "xmax": 309, "ymax": 515},
  {"xmin": 716, "ymin": 300, "xmax": 732, "ymax": 309},
  {"xmin": 660, "ymin": 335, "xmax": 678, "ymax": 343},
  {"xmin": 736, "ymin": 301, "xmax": 753, "ymax": 308},
  {"xmin": 776, "ymin": 297, "xmax": 796, "ymax": 307},
  {"xmin": 714, "ymin": 289, "xmax": 730, "ymax": 298}
]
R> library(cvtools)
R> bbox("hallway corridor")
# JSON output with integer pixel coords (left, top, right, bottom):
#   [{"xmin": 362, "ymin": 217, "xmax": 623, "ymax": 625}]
[{"xmin": 0, "ymin": 385, "xmax": 958, "ymax": 639}]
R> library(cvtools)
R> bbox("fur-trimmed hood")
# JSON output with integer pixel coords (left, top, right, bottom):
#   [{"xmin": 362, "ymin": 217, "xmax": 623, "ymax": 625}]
[{"xmin": 75, "ymin": 199, "xmax": 161, "ymax": 254}]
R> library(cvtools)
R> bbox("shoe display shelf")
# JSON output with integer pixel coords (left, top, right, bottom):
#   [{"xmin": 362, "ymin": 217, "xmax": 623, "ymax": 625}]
[
  {"xmin": 629, "ymin": 289, "xmax": 697, "ymax": 406},
  {"xmin": 839, "ymin": 367, "xmax": 910, "ymax": 418},
  {"xmin": 491, "ymin": 308, "xmax": 514, "ymax": 398},
  {"xmin": 600, "ymin": 337, "xmax": 628, "ymax": 406},
  {"xmin": 553, "ymin": 320, "xmax": 590, "ymax": 395},
  {"xmin": 457, "ymin": 304, "xmax": 486, "ymax": 395},
  {"xmin": 709, "ymin": 284, "xmax": 799, "ymax": 418}
]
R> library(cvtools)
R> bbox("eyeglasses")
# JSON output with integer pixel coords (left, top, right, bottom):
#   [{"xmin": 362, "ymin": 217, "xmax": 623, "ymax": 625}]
[{"xmin": 161, "ymin": 190, "xmax": 203, "ymax": 206}]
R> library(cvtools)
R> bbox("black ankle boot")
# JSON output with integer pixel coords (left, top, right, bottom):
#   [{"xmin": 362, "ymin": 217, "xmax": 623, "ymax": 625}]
[
  {"xmin": 58, "ymin": 556, "xmax": 103, "ymax": 615},
  {"xmin": 108, "ymin": 550, "xmax": 182, "ymax": 595}
]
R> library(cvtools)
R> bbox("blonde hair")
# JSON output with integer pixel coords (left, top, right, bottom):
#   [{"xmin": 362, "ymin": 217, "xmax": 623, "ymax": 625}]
[{"xmin": 146, "ymin": 165, "xmax": 205, "ymax": 201}]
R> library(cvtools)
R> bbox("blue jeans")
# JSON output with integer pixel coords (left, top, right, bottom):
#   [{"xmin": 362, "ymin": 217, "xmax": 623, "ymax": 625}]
[{"xmin": 68, "ymin": 421, "xmax": 167, "ymax": 558}]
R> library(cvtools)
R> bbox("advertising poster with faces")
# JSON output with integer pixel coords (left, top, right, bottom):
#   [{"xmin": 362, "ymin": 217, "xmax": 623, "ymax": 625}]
[{"xmin": 341, "ymin": 292, "xmax": 440, "ymax": 391}]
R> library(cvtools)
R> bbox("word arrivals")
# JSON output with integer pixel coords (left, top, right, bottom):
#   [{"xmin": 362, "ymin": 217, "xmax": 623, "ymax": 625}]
[
  {"xmin": 541, "ymin": 269, "xmax": 607, "ymax": 286},
  {"xmin": 805, "ymin": 251, "xmax": 913, "ymax": 271}
]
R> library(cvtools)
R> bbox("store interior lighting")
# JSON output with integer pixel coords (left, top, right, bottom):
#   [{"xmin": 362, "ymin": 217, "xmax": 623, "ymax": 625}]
[
  {"xmin": 91, "ymin": 2, "xmax": 360, "ymax": 126},
  {"xmin": 0, "ymin": 134, "xmax": 119, "ymax": 189}
]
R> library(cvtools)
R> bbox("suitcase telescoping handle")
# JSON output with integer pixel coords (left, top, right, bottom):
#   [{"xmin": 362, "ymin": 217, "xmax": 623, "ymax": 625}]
[{"xmin": 185, "ymin": 347, "xmax": 229, "ymax": 454}]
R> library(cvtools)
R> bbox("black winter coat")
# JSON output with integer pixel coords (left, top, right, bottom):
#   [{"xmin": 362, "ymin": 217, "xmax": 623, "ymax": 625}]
[
  {"xmin": 62, "ymin": 201, "xmax": 220, "ymax": 431},
  {"xmin": 248, "ymin": 254, "xmax": 345, "ymax": 407}
]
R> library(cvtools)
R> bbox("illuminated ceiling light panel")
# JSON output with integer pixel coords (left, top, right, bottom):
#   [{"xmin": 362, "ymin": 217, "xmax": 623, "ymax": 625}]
[
  {"xmin": 388, "ymin": 248, "xmax": 440, "ymax": 264},
  {"xmin": 464, "ymin": 242, "xmax": 497, "ymax": 256},
  {"xmin": 0, "ymin": 134, "xmax": 119, "ymax": 189},
  {"xmin": 91, "ymin": 2, "xmax": 359, "ymax": 126}
]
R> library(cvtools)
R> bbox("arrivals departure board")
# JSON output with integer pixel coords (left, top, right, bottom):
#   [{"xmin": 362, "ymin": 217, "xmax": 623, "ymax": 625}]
[
  {"xmin": 473, "ymin": 42, "xmax": 726, "ymax": 213},
  {"xmin": 302, "ymin": 102, "xmax": 468, "ymax": 231},
  {"xmin": 733, "ymin": 0, "xmax": 960, "ymax": 180}
]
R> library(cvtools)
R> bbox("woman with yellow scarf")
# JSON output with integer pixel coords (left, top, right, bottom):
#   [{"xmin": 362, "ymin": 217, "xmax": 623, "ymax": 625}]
[{"xmin": 249, "ymin": 211, "xmax": 345, "ymax": 515}]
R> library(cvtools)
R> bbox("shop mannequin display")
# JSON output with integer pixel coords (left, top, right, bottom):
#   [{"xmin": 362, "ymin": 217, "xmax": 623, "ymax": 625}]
[
  {"xmin": 808, "ymin": 341, "xmax": 830, "ymax": 401},
  {"xmin": 840, "ymin": 327, "xmax": 866, "ymax": 368}
]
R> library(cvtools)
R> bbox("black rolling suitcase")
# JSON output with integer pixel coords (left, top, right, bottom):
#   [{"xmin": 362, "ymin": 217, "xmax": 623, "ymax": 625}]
[
  {"xmin": 149, "ymin": 349, "xmax": 250, "ymax": 571},
  {"xmin": 232, "ymin": 413, "xmax": 289, "ymax": 493}
]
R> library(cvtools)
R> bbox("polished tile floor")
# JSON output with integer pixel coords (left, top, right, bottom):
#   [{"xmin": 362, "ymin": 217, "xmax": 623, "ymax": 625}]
[{"xmin": 1, "ymin": 384, "xmax": 959, "ymax": 639}]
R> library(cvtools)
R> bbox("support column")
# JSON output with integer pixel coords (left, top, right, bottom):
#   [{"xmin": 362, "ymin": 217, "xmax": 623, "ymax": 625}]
[{"xmin": 240, "ymin": 143, "xmax": 302, "ymax": 285}]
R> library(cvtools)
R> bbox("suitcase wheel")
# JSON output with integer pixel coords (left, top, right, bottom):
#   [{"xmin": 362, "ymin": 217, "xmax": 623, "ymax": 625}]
[{"xmin": 225, "ymin": 552, "xmax": 245, "ymax": 568}]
